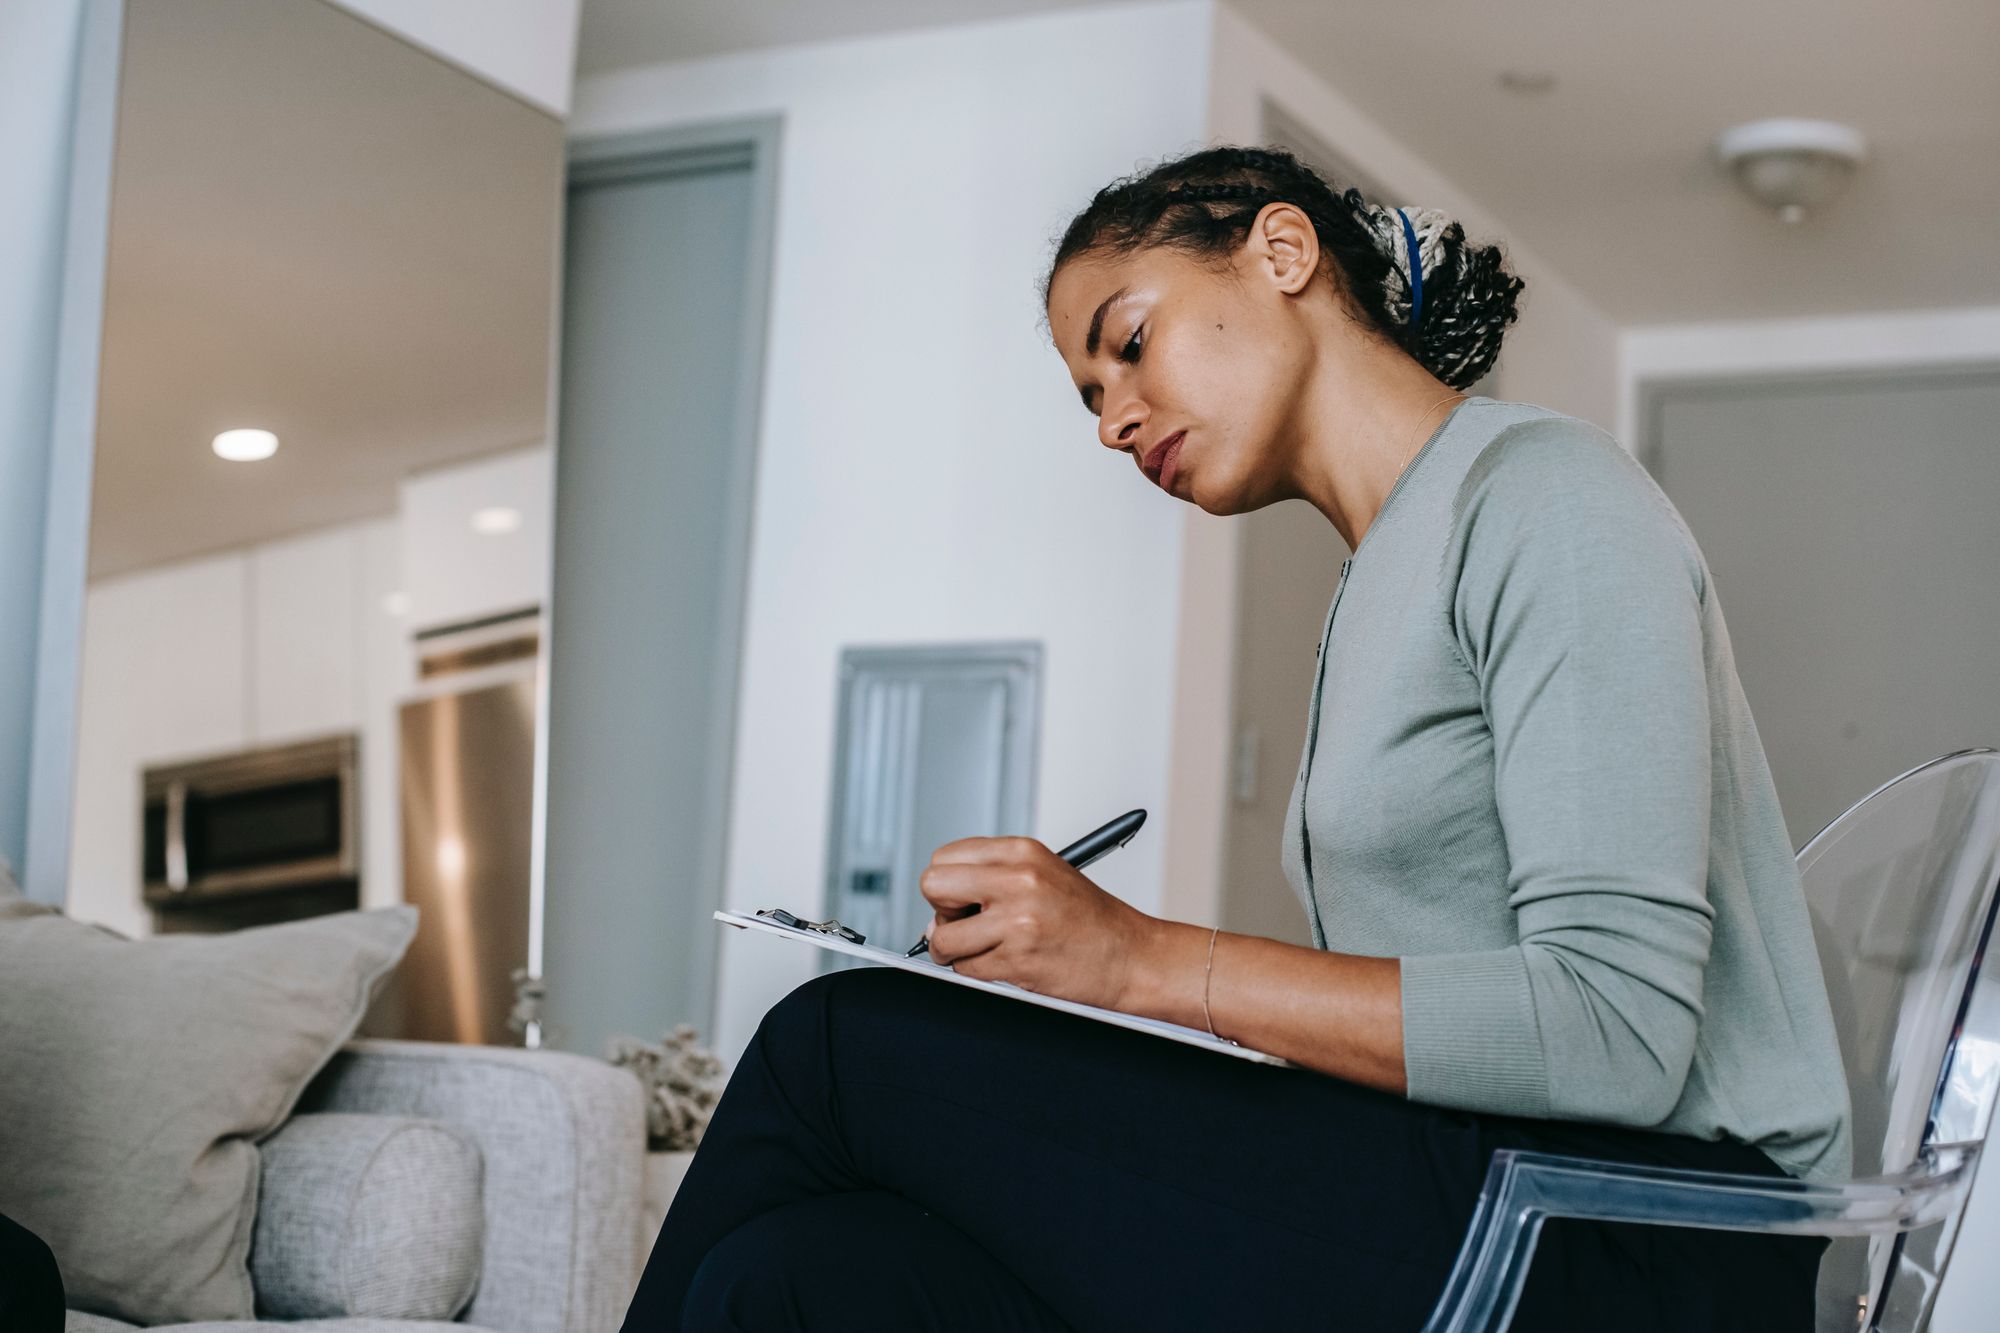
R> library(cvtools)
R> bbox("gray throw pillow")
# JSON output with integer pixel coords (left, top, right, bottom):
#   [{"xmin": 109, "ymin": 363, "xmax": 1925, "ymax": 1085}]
[
  {"xmin": 253, "ymin": 1112, "xmax": 483, "ymax": 1320},
  {"xmin": 0, "ymin": 895, "xmax": 416, "ymax": 1324}
]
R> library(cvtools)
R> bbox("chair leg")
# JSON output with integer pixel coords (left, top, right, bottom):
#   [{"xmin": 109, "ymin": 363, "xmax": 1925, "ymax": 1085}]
[{"xmin": 1421, "ymin": 1154, "xmax": 1548, "ymax": 1333}]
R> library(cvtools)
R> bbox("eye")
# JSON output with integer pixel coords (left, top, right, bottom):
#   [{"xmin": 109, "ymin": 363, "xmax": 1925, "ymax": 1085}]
[{"xmin": 1119, "ymin": 326, "xmax": 1144, "ymax": 363}]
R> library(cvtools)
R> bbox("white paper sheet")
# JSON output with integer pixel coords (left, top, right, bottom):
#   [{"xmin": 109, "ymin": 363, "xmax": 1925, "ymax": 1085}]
[{"xmin": 716, "ymin": 909, "xmax": 1296, "ymax": 1067}]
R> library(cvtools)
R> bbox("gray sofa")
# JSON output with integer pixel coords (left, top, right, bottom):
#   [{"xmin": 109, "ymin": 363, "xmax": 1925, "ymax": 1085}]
[{"xmin": 64, "ymin": 1038, "xmax": 648, "ymax": 1333}]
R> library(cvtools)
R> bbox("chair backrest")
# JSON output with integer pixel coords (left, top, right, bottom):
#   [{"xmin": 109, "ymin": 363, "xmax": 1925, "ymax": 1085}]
[{"xmin": 1795, "ymin": 748, "xmax": 2000, "ymax": 1330}]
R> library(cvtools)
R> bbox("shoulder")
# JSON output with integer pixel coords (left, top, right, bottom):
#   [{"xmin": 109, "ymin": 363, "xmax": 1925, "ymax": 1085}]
[
  {"xmin": 1445, "ymin": 411, "xmax": 1709, "ymax": 603},
  {"xmin": 1455, "ymin": 413, "xmax": 1652, "ymax": 514}
]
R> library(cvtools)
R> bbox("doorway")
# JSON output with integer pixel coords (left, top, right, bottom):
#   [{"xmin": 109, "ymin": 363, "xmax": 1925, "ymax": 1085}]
[
  {"xmin": 1639, "ymin": 363, "xmax": 2000, "ymax": 847},
  {"xmin": 538, "ymin": 119, "xmax": 778, "ymax": 1056}
]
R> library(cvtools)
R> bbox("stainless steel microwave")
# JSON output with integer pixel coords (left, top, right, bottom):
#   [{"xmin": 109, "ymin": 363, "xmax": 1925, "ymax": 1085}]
[{"xmin": 142, "ymin": 733, "xmax": 359, "ymax": 905}]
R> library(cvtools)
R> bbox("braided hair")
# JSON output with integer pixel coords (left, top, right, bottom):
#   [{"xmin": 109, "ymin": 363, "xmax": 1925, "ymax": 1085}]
[{"xmin": 1043, "ymin": 145, "xmax": 1524, "ymax": 390}]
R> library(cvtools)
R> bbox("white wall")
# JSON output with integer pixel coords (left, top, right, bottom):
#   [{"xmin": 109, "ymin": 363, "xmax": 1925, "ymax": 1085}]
[
  {"xmin": 326, "ymin": 0, "xmax": 580, "ymax": 117},
  {"xmin": 571, "ymin": 0, "xmax": 1214, "ymax": 1061},
  {"xmin": 400, "ymin": 445, "xmax": 554, "ymax": 632},
  {"xmin": 68, "ymin": 551, "xmax": 245, "ymax": 936}
]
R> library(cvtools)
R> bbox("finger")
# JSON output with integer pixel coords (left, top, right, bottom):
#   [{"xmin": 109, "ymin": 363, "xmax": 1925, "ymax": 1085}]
[
  {"xmin": 918, "ymin": 862, "xmax": 1017, "ymax": 912},
  {"xmin": 948, "ymin": 946, "xmax": 1009, "ymax": 982},
  {"xmin": 928, "ymin": 835, "xmax": 1045, "ymax": 866},
  {"xmin": 928, "ymin": 908, "xmax": 1006, "ymax": 966}
]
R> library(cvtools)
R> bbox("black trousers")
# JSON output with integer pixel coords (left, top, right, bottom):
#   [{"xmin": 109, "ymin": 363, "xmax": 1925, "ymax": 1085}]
[
  {"xmin": 623, "ymin": 966, "xmax": 1823, "ymax": 1332},
  {"xmin": 0, "ymin": 1209, "xmax": 64, "ymax": 1333}
]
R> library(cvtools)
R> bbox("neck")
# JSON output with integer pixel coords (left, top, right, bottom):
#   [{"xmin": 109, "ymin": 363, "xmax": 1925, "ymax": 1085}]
[{"xmin": 1285, "ymin": 340, "xmax": 1463, "ymax": 553}]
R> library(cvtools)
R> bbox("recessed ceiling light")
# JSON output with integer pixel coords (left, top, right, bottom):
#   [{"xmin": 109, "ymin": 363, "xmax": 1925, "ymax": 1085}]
[
  {"xmin": 212, "ymin": 428, "xmax": 278, "ymax": 462},
  {"xmin": 1498, "ymin": 69, "xmax": 1556, "ymax": 95},
  {"xmin": 471, "ymin": 506, "xmax": 522, "ymax": 535},
  {"xmin": 381, "ymin": 591, "xmax": 411, "ymax": 617}
]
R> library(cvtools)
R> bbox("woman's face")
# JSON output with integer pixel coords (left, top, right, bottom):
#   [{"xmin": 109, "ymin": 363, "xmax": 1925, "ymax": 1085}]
[{"xmin": 1046, "ymin": 235, "xmax": 1322, "ymax": 516}]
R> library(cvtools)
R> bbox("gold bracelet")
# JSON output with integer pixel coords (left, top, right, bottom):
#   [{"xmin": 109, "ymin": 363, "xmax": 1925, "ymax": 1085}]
[{"xmin": 1202, "ymin": 926, "xmax": 1220, "ymax": 1037}]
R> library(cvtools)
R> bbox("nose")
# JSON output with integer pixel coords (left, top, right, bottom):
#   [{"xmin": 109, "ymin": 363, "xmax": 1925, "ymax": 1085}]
[{"xmin": 1098, "ymin": 386, "xmax": 1147, "ymax": 455}]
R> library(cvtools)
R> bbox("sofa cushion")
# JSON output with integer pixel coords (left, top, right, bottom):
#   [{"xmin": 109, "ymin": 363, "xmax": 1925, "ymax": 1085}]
[
  {"xmin": 253, "ymin": 1112, "xmax": 483, "ymax": 1320},
  {"xmin": 70, "ymin": 1318, "xmax": 496, "ymax": 1332},
  {"xmin": 62, "ymin": 1313, "xmax": 136, "ymax": 1332},
  {"xmin": 0, "ymin": 895, "xmax": 415, "ymax": 1325}
]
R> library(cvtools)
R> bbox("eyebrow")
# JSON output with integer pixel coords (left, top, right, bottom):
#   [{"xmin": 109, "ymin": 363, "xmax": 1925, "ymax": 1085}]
[
  {"xmin": 1072, "ymin": 286, "xmax": 1136, "ymax": 412},
  {"xmin": 1084, "ymin": 285, "xmax": 1131, "ymax": 358}
]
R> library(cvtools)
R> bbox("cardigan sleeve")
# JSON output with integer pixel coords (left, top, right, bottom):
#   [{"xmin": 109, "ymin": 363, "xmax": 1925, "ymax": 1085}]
[{"xmin": 1399, "ymin": 422, "xmax": 1718, "ymax": 1127}]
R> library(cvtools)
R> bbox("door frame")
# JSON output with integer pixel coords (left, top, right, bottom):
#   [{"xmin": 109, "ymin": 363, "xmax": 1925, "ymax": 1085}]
[
  {"xmin": 532, "ymin": 114, "xmax": 780, "ymax": 1041},
  {"xmin": 20, "ymin": 0, "xmax": 124, "ymax": 903},
  {"xmin": 1636, "ymin": 359, "xmax": 2000, "ymax": 481}
]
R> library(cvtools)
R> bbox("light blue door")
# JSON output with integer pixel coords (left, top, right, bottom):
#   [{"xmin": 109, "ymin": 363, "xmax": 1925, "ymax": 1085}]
[
  {"xmin": 540, "ymin": 128, "xmax": 770, "ymax": 1056},
  {"xmin": 1645, "ymin": 367, "xmax": 2000, "ymax": 847}
]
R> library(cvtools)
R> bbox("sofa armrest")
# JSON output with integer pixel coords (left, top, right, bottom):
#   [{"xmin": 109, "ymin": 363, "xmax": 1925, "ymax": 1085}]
[{"xmin": 298, "ymin": 1039, "xmax": 646, "ymax": 1333}]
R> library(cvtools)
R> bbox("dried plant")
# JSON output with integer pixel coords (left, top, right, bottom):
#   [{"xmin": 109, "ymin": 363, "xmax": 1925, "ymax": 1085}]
[{"xmin": 604, "ymin": 1024, "xmax": 729, "ymax": 1151}]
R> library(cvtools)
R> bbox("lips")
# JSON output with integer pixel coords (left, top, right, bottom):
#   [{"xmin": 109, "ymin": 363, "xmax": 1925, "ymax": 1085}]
[
  {"xmin": 1144, "ymin": 430, "xmax": 1186, "ymax": 492},
  {"xmin": 1158, "ymin": 436, "xmax": 1185, "ymax": 494}
]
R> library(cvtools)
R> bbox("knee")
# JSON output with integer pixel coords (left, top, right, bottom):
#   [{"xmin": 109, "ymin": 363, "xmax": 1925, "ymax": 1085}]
[
  {"xmin": 680, "ymin": 1217, "xmax": 833, "ymax": 1333},
  {"xmin": 754, "ymin": 965, "xmax": 912, "ymax": 1050},
  {"xmin": 754, "ymin": 969, "xmax": 841, "ymax": 1048},
  {"xmin": 679, "ymin": 1230, "xmax": 757, "ymax": 1332},
  {"xmin": 678, "ymin": 1232, "xmax": 756, "ymax": 1333}
]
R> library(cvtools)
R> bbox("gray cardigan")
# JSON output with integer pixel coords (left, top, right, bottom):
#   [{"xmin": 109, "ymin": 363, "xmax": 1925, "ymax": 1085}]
[{"xmin": 1279, "ymin": 396, "xmax": 1852, "ymax": 1181}]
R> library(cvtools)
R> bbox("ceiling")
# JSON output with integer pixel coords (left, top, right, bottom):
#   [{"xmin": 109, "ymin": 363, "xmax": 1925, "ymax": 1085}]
[
  {"xmin": 574, "ymin": 0, "xmax": 1137, "ymax": 74},
  {"xmin": 92, "ymin": 0, "xmax": 562, "ymax": 579},
  {"xmin": 574, "ymin": 0, "xmax": 2000, "ymax": 325},
  {"xmin": 97, "ymin": 0, "xmax": 1992, "ymax": 577}
]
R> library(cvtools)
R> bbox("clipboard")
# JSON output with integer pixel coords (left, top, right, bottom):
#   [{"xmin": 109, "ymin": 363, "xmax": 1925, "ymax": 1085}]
[{"xmin": 716, "ymin": 908, "xmax": 1297, "ymax": 1067}]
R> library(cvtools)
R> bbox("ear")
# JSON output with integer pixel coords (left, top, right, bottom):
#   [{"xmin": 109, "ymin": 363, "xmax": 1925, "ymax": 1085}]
[{"xmin": 1245, "ymin": 202, "xmax": 1321, "ymax": 296}]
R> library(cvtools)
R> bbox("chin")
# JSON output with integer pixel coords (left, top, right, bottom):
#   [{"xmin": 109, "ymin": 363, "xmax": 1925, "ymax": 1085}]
[
  {"xmin": 1191, "ymin": 483, "xmax": 1248, "ymax": 517},
  {"xmin": 1178, "ymin": 460, "xmax": 1243, "ymax": 515},
  {"xmin": 1202, "ymin": 469, "xmax": 1284, "ymax": 517},
  {"xmin": 1189, "ymin": 439, "xmax": 1273, "ymax": 516}
]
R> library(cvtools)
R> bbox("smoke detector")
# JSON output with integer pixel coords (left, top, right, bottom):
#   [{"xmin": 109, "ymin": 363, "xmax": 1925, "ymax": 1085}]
[{"xmin": 1713, "ymin": 118, "xmax": 1868, "ymax": 224}]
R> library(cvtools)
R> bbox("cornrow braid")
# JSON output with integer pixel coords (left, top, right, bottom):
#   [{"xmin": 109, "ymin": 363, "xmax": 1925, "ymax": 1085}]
[
  {"xmin": 1162, "ymin": 184, "xmax": 1273, "ymax": 204},
  {"xmin": 1042, "ymin": 145, "xmax": 1524, "ymax": 390}
]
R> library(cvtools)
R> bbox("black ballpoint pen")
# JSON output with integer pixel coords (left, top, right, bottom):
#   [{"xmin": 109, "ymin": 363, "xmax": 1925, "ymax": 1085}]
[{"xmin": 904, "ymin": 809, "xmax": 1147, "ymax": 958}]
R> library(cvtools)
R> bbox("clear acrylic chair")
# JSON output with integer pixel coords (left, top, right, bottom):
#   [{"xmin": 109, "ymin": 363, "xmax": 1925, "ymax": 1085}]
[{"xmin": 1420, "ymin": 748, "xmax": 2000, "ymax": 1333}]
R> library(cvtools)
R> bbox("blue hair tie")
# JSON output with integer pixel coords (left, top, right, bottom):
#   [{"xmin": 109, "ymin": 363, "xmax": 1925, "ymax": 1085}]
[{"xmin": 1396, "ymin": 208, "xmax": 1424, "ymax": 331}]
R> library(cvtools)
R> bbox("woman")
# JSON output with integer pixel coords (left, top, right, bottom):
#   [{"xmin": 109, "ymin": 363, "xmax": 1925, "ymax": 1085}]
[{"xmin": 621, "ymin": 145, "xmax": 1852, "ymax": 1332}]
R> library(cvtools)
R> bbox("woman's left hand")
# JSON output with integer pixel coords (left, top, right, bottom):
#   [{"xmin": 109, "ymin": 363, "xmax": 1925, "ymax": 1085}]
[{"xmin": 918, "ymin": 836, "xmax": 1160, "ymax": 1010}]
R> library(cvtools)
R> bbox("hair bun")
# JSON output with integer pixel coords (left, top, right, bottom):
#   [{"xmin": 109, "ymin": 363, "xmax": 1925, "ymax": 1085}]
[
  {"xmin": 1358, "ymin": 202, "xmax": 1523, "ymax": 389},
  {"xmin": 1354, "ymin": 203, "xmax": 1448, "ymax": 325}
]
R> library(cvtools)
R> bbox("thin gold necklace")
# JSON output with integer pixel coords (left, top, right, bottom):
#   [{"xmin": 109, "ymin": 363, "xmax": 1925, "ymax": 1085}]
[
  {"xmin": 1350, "ymin": 390, "xmax": 1464, "ymax": 559},
  {"xmin": 1395, "ymin": 390, "xmax": 1465, "ymax": 484}
]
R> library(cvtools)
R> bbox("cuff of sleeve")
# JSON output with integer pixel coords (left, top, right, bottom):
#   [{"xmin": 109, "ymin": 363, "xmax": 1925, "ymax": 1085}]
[{"xmin": 1400, "ymin": 948, "xmax": 1551, "ymax": 1118}]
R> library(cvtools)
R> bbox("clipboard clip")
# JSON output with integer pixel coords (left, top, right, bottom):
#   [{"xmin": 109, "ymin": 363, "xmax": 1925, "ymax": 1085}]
[{"xmin": 756, "ymin": 907, "xmax": 866, "ymax": 946}]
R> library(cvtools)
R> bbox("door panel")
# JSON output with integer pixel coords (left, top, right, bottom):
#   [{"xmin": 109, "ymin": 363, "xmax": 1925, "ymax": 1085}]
[
  {"xmin": 1646, "ymin": 368, "xmax": 2000, "ymax": 847},
  {"xmin": 540, "ymin": 144, "xmax": 758, "ymax": 1055}
]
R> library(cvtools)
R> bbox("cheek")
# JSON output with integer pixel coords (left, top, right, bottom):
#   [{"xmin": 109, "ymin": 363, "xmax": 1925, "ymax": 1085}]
[
  {"xmin": 1155, "ymin": 322, "xmax": 1224, "ymax": 406},
  {"xmin": 1165, "ymin": 327, "xmax": 1266, "ymax": 430},
  {"xmin": 1184, "ymin": 350, "xmax": 1293, "ymax": 484}
]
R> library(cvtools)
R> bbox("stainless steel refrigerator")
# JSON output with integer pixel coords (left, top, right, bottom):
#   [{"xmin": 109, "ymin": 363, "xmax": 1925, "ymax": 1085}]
[{"xmin": 392, "ymin": 659, "xmax": 538, "ymax": 1046}]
